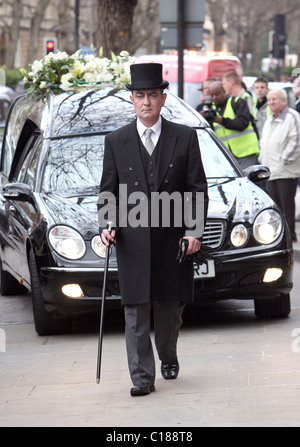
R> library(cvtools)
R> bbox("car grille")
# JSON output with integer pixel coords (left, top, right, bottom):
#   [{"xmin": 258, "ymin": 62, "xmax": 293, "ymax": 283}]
[
  {"xmin": 202, "ymin": 220, "xmax": 225, "ymax": 249},
  {"xmin": 194, "ymin": 272, "xmax": 236, "ymax": 292}
]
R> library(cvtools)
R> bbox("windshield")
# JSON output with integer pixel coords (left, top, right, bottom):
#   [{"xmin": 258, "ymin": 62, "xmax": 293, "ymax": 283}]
[
  {"xmin": 42, "ymin": 130, "xmax": 238, "ymax": 195},
  {"xmin": 197, "ymin": 129, "xmax": 239, "ymax": 179},
  {"xmin": 42, "ymin": 135, "xmax": 105, "ymax": 194}
]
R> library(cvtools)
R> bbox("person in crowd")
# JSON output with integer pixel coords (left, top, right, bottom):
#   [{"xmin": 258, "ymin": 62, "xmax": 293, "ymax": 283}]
[
  {"xmin": 222, "ymin": 71, "xmax": 256, "ymax": 116},
  {"xmin": 98, "ymin": 63, "xmax": 208, "ymax": 396},
  {"xmin": 252, "ymin": 76, "xmax": 271, "ymax": 138},
  {"xmin": 293, "ymin": 76, "xmax": 300, "ymax": 114},
  {"xmin": 196, "ymin": 77, "xmax": 216, "ymax": 112},
  {"xmin": 207, "ymin": 81, "xmax": 260, "ymax": 169},
  {"xmin": 259, "ymin": 89, "xmax": 300, "ymax": 241}
]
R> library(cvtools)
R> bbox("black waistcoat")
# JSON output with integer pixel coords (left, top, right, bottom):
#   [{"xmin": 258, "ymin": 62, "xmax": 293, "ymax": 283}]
[{"xmin": 138, "ymin": 136, "xmax": 161, "ymax": 193}]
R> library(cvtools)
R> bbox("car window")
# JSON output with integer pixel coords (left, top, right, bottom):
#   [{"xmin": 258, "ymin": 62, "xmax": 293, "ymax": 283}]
[
  {"xmin": 24, "ymin": 141, "xmax": 41, "ymax": 187},
  {"xmin": 0, "ymin": 99, "xmax": 11, "ymax": 122},
  {"xmin": 1, "ymin": 123, "xmax": 16, "ymax": 176},
  {"xmin": 197, "ymin": 129, "xmax": 239, "ymax": 179},
  {"xmin": 1, "ymin": 97, "xmax": 32, "ymax": 176},
  {"xmin": 42, "ymin": 135, "xmax": 105, "ymax": 194},
  {"xmin": 15, "ymin": 136, "xmax": 42, "ymax": 186}
]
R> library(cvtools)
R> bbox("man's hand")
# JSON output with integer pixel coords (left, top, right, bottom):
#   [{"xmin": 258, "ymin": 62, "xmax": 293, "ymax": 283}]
[
  {"xmin": 213, "ymin": 115, "xmax": 223, "ymax": 124},
  {"xmin": 183, "ymin": 236, "xmax": 201, "ymax": 255},
  {"xmin": 101, "ymin": 229, "xmax": 116, "ymax": 247}
]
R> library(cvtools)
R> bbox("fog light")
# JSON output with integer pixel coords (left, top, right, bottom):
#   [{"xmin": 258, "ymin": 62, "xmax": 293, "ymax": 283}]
[
  {"xmin": 263, "ymin": 268, "xmax": 283, "ymax": 283},
  {"xmin": 231, "ymin": 224, "xmax": 248, "ymax": 247},
  {"xmin": 62, "ymin": 284, "xmax": 84, "ymax": 298}
]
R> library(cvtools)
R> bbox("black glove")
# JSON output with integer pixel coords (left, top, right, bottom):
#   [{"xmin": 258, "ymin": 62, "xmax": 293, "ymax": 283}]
[
  {"xmin": 176, "ymin": 238, "xmax": 189, "ymax": 263},
  {"xmin": 176, "ymin": 238, "xmax": 213, "ymax": 265}
]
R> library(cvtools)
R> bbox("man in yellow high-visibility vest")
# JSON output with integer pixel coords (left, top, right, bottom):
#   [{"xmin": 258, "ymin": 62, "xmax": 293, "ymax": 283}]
[
  {"xmin": 207, "ymin": 81, "xmax": 260, "ymax": 170},
  {"xmin": 222, "ymin": 71, "xmax": 256, "ymax": 116}
]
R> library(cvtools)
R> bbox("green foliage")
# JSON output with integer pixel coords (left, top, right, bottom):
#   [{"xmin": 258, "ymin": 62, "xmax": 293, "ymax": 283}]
[{"xmin": 0, "ymin": 66, "xmax": 24, "ymax": 88}]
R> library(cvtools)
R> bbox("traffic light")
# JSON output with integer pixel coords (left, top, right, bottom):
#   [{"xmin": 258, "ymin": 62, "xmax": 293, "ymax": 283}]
[
  {"xmin": 44, "ymin": 37, "xmax": 57, "ymax": 56},
  {"xmin": 272, "ymin": 14, "xmax": 285, "ymax": 59}
]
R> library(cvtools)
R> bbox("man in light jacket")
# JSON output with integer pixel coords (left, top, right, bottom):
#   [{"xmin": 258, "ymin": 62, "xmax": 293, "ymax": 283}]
[{"xmin": 259, "ymin": 89, "xmax": 300, "ymax": 241}]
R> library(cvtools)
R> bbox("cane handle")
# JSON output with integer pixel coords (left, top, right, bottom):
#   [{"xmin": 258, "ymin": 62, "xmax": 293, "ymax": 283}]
[{"xmin": 107, "ymin": 221, "xmax": 113, "ymax": 234}]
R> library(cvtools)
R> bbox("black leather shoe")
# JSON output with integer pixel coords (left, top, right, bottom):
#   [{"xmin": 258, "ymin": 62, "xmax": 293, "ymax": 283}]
[
  {"xmin": 161, "ymin": 362, "xmax": 179, "ymax": 380},
  {"xmin": 130, "ymin": 384, "xmax": 155, "ymax": 396}
]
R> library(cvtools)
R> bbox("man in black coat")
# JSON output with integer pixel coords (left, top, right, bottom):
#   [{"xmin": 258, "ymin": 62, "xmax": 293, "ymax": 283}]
[{"xmin": 99, "ymin": 63, "xmax": 208, "ymax": 396}]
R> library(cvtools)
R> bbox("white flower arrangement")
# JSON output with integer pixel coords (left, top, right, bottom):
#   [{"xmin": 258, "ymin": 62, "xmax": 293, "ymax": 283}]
[{"xmin": 22, "ymin": 48, "xmax": 137, "ymax": 99}]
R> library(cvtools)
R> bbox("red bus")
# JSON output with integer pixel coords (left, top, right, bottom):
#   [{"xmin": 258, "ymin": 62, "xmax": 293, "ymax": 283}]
[{"xmin": 138, "ymin": 53, "xmax": 243, "ymax": 108}]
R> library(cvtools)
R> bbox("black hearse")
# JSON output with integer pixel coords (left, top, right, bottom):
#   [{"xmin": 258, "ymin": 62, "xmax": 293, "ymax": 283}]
[{"xmin": 0, "ymin": 87, "xmax": 293, "ymax": 334}]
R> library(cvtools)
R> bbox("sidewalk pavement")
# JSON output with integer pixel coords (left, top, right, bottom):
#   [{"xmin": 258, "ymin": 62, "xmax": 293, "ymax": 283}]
[
  {"xmin": 291, "ymin": 187, "xmax": 300, "ymax": 260},
  {"xmin": 294, "ymin": 220, "xmax": 300, "ymax": 261}
]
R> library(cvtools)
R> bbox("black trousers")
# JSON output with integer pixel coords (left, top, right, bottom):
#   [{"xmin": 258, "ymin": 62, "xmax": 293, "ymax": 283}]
[
  {"xmin": 267, "ymin": 178, "xmax": 298, "ymax": 240},
  {"xmin": 124, "ymin": 301, "xmax": 185, "ymax": 387}
]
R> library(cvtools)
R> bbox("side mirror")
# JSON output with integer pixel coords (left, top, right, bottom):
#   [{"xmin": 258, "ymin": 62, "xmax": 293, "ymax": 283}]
[
  {"xmin": 243, "ymin": 165, "xmax": 270, "ymax": 184},
  {"xmin": 2, "ymin": 182, "xmax": 33, "ymax": 202}
]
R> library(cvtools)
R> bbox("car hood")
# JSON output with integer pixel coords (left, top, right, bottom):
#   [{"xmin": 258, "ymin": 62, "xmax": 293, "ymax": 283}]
[
  {"xmin": 41, "ymin": 177, "xmax": 274, "ymax": 239},
  {"xmin": 42, "ymin": 192, "xmax": 99, "ymax": 238},
  {"xmin": 207, "ymin": 177, "xmax": 274, "ymax": 223}
]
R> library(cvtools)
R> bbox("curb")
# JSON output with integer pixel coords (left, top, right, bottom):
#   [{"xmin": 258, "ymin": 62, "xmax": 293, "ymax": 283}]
[
  {"xmin": 293, "ymin": 220, "xmax": 300, "ymax": 261},
  {"xmin": 293, "ymin": 243, "xmax": 300, "ymax": 261}
]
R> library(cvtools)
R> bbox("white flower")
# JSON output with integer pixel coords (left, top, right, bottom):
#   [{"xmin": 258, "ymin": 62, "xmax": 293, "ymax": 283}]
[
  {"xmin": 71, "ymin": 60, "xmax": 85, "ymax": 77},
  {"xmin": 85, "ymin": 59, "xmax": 98, "ymax": 72},
  {"xmin": 62, "ymin": 72, "xmax": 73, "ymax": 81},
  {"xmin": 83, "ymin": 54, "xmax": 95, "ymax": 63},
  {"xmin": 24, "ymin": 49, "xmax": 137, "ymax": 97},
  {"xmin": 60, "ymin": 73, "xmax": 73, "ymax": 91},
  {"xmin": 97, "ymin": 72, "xmax": 114, "ymax": 83},
  {"xmin": 31, "ymin": 60, "xmax": 43, "ymax": 73},
  {"xmin": 57, "ymin": 52, "xmax": 69, "ymax": 61},
  {"xmin": 44, "ymin": 53, "xmax": 56, "ymax": 63},
  {"xmin": 83, "ymin": 72, "xmax": 98, "ymax": 83},
  {"xmin": 110, "ymin": 61, "xmax": 123, "ymax": 76},
  {"xmin": 44, "ymin": 55, "xmax": 52, "ymax": 64}
]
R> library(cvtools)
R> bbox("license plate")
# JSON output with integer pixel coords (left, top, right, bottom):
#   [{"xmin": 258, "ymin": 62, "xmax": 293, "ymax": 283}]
[{"xmin": 193, "ymin": 260, "xmax": 215, "ymax": 278}]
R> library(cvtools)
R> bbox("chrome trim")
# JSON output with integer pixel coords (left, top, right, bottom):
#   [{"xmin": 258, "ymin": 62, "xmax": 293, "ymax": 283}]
[
  {"xmin": 41, "ymin": 266, "xmax": 118, "ymax": 273},
  {"xmin": 203, "ymin": 220, "xmax": 225, "ymax": 249},
  {"xmin": 219, "ymin": 249, "xmax": 291, "ymax": 263},
  {"xmin": 66, "ymin": 294, "xmax": 121, "ymax": 301}
]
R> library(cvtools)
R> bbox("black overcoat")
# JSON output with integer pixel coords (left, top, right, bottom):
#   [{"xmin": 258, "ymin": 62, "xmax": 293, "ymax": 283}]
[{"xmin": 98, "ymin": 116, "xmax": 208, "ymax": 305}]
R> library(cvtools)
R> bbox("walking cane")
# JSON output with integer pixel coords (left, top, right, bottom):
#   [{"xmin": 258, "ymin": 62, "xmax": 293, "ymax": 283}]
[{"xmin": 96, "ymin": 221, "xmax": 113, "ymax": 384}]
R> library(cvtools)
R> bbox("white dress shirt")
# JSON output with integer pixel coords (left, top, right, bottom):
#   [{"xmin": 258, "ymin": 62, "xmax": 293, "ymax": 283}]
[{"xmin": 136, "ymin": 116, "xmax": 162, "ymax": 148}]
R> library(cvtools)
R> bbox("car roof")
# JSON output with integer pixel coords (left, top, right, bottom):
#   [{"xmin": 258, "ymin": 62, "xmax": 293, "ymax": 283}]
[
  {"xmin": 15, "ymin": 87, "xmax": 208, "ymax": 139},
  {"xmin": 0, "ymin": 85, "xmax": 16, "ymax": 100}
]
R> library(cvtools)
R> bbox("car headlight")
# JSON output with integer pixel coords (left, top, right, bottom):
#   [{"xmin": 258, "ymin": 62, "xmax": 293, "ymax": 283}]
[
  {"xmin": 91, "ymin": 235, "xmax": 107, "ymax": 258},
  {"xmin": 253, "ymin": 209, "xmax": 282, "ymax": 244},
  {"xmin": 231, "ymin": 224, "xmax": 248, "ymax": 247},
  {"xmin": 48, "ymin": 225, "xmax": 86, "ymax": 259}
]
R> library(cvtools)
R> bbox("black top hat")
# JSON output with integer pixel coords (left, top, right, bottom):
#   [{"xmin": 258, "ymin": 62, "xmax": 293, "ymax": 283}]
[{"xmin": 125, "ymin": 63, "xmax": 169, "ymax": 90}]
